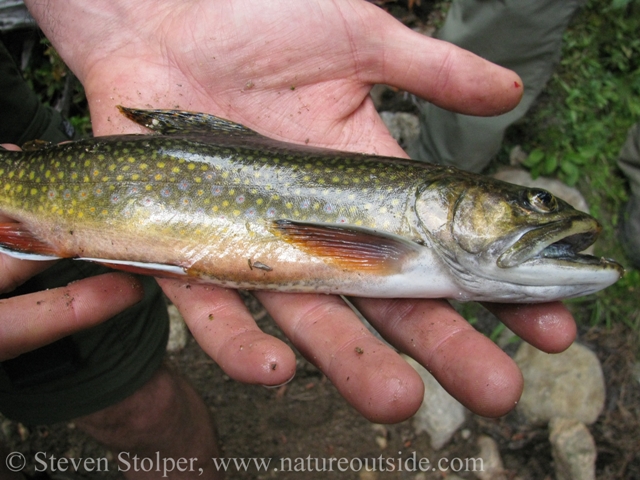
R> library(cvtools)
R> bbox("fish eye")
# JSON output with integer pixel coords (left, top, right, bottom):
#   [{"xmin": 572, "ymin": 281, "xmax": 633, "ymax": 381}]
[{"xmin": 526, "ymin": 189, "xmax": 558, "ymax": 213}]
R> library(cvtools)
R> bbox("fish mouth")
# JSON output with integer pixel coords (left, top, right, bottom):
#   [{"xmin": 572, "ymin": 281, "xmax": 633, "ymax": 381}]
[{"xmin": 497, "ymin": 217, "xmax": 623, "ymax": 274}]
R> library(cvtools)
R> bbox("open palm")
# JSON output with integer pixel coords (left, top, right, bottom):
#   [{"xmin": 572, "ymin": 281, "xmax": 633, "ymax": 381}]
[{"xmin": 20, "ymin": 0, "xmax": 576, "ymax": 421}]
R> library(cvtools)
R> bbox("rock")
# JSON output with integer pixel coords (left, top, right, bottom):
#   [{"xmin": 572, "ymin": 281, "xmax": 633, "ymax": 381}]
[
  {"xmin": 549, "ymin": 418, "xmax": 597, "ymax": 480},
  {"xmin": 379, "ymin": 111, "xmax": 420, "ymax": 149},
  {"xmin": 474, "ymin": 435, "xmax": 506, "ymax": 480},
  {"xmin": 403, "ymin": 355, "xmax": 467, "ymax": 450},
  {"xmin": 632, "ymin": 361, "xmax": 640, "ymax": 386},
  {"xmin": 166, "ymin": 304, "xmax": 189, "ymax": 353},
  {"xmin": 514, "ymin": 343, "xmax": 605, "ymax": 425}
]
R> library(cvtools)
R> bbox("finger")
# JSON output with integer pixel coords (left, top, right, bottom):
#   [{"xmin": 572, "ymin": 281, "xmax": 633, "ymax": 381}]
[
  {"xmin": 483, "ymin": 301, "xmax": 577, "ymax": 354},
  {"xmin": 350, "ymin": 297, "xmax": 523, "ymax": 418},
  {"xmin": 0, "ymin": 254, "xmax": 57, "ymax": 294},
  {"xmin": 254, "ymin": 291, "xmax": 425, "ymax": 423},
  {"xmin": 0, "ymin": 213, "xmax": 56, "ymax": 293},
  {"xmin": 158, "ymin": 279, "xmax": 296, "ymax": 386},
  {"xmin": 0, "ymin": 272, "xmax": 144, "ymax": 361},
  {"xmin": 359, "ymin": 8, "xmax": 523, "ymax": 116},
  {"xmin": 0, "ymin": 144, "xmax": 21, "ymax": 151}
]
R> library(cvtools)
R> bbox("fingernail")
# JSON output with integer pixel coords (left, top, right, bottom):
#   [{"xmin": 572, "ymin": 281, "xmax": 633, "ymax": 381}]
[{"xmin": 262, "ymin": 373, "xmax": 295, "ymax": 389}]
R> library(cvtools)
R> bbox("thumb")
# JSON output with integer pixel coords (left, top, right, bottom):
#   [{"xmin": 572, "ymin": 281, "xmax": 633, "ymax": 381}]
[{"xmin": 360, "ymin": 13, "xmax": 523, "ymax": 116}]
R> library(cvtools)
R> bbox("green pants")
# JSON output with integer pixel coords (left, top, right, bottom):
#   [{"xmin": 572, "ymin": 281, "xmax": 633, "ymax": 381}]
[
  {"xmin": 408, "ymin": 0, "xmax": 640, "ymax": 210},
  {"xmin": 408, "ymin": 0, "xmax": 587, "ymax": 173},
  {"xmin": 0, "ymin": 40, "xmax": 169, "ymax": 425}
]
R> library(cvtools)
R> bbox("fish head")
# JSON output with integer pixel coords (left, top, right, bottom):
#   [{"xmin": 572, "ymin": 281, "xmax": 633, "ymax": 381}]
[{"xmin": 414, "ymin": 172, "xmax": 623, "ymax": 302}]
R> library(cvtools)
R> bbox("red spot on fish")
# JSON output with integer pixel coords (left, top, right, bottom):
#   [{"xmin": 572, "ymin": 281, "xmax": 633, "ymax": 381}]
[{"xmin": 514, "ymin": 81, "xmax": 521, "ymax": 88}]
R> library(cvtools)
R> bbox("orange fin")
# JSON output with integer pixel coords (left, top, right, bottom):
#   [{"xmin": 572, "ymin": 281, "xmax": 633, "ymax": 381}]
[
  {"xmin": 270, "ymin": 220, "xmax": 420, "ymax": 273},
  {"xmin": 0, "ymin": 223, "xmax": 63, "ymax": 260}
]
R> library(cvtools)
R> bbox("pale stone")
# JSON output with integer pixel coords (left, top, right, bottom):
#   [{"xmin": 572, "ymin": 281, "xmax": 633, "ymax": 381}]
[
  {"xmin": 514, "ymin": 343, "xmax": 605, "ymax": 425},
  {"xmin": 403, "ymin": 355, "xmax": 467, "ymax": 450},
  {"xmin": 379, "ymin": 111, "xmax": 420, "ymax": 149},
  {"xmin": 166, "ymin": 304, "xmax": 188, "ymax": 353},
  {"xmin": 549, "ymin": 417, "xmax": 597, "ymax": 480},
  {"xmin": 474, "ymin": 435, "xmax": 507, "ymax": 480}
]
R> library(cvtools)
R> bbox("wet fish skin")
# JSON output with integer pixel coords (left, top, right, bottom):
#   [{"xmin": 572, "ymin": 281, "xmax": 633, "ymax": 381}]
[{"xmin": 0, "ymin": 107, "xmax": 623, "ymax": 302}]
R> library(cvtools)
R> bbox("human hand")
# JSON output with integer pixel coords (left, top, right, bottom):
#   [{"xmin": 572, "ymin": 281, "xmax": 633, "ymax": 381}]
[{"xmin": 25, "ymin": 0, "xmax": 576, "ymax": 420}]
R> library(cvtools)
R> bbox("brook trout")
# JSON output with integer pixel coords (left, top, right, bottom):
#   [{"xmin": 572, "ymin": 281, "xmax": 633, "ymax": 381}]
[{"xmin": 0, "ymin": 107, "xmax": 623, "ymax": 302}]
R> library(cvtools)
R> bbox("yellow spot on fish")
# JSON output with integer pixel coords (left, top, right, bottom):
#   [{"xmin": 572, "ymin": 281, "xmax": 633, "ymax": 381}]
[
  {"xmin": 132, "ymin": 174, "xmax": 140, "ymax": 181},
  {"xmin": 30, "ymin": 188, "xmax": 37, "ymax": 195},
  {"xmin": 116, "ymin": 175, "xmax": 124, "ymax": 181},
  {"xmin": 108, "ymin": 164, "xmax": 116, "ymax": 172},
  {"xmin": 155, "ymin": 174, "xmax": 162, "ymax": 181},
  {"xmin": 222, "ymin": 200, "xmax": 229, "ymax": 207},
  {"xmin": 98, "ymin": 154, "xmax": 105, "ymax": 161},
  {"xmin": 3, "ymin": 184, "xmax": 10, "ymax": 191},
  {"xmin": 128, "ymin": 157, "xmax": 136, "ymax": 163},
  {"xmin": 172, "ymin": 167, "xmax": 180, "ymax": 174},
  {"xmin": 286, "ymin": 202, "xmax": 293, "ymax": 209},
  {"xmin": 188, "ymin": 164, "xmax": 195, "ymax": 170},
  {"xmin": 233, "ymin": 210, "xmax": 241, "ymax": 216},
  {"xmin": 84, "ymin": 160, "xmax": 91, "ymax": 167},
  {"xmin": 57, "ymin": 172, "xmax": 64, "ymax": 180},
  {"xmin": 379, "ymin": 207, "xmax": 388, "ymax": 214},
  {"xmin": 71, "ymin": 173, "xmax": 78, "ymax": 180},
  {"xmin": 140, "ymin": 163, "xmax": 148, "ymax": 170},
  {"xmin": 157, "ymin": 162, "xmax": 165, "ymax": 168},
  {"xmin": 256, "ymin": 198, "xmax": 263, "ymax": 205},
  {"xmin": 102, "ymin": 176, "xmax": 109, "ymax": 182},
  {"xmin": 195, "ymin": 177, "xmax": 201, "ymax": 183},
  {"xmin": 77, "ymin": 212, "xmax": 84, "ymax": 218}
]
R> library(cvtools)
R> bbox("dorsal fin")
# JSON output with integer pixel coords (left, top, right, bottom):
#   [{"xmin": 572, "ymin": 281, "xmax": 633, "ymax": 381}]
[
  {"xmin": 117, "ymin": 106, "xmax": 259, "ymax": 137},
  {"xmin": 21, "ymin": 139, "xmax": 54, "ymax": 151}
]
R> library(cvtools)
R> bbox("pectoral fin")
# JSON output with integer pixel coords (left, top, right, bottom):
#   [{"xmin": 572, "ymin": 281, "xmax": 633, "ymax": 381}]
[
  {"xmin": 0, "ymin": 223, "xmax": 64, "ymax": 260},
  {"xmin": 270, "ymin": 219, "xmax": 420, "ymax": 273}
]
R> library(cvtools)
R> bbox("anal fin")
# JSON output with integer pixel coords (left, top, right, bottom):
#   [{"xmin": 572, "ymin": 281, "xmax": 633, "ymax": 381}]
[
  {"xmin": 270, "ymin": 219, "xmax": 420, "ymax": 274},
  {"xmin": 0, "ymin": 223, "xmax": 63, "ymax": 260}
]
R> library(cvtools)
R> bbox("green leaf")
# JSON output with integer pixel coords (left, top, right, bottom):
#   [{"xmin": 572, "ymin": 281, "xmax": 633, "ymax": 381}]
[
  {"xmin": 543, "ymin": 154, "xmax": 558, "ymax": 174},
  {"xmin": 560, "ymin": 161, "xmax": 580, "ymax": 185},
  {"xmin": 523, "ymin": 148, "xmax": 545, "ymax": 167}
]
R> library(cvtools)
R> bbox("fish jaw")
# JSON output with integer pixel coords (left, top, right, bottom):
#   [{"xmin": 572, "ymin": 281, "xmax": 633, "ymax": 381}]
[{"xmin": 442, "ymin": 214, "xmax": 623, "ymax": 301}]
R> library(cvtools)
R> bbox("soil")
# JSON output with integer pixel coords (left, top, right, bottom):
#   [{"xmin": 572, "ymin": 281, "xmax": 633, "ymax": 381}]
[{"xmin": 1, "ymin": 2, "xmax": 639, "ymax": 479}]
